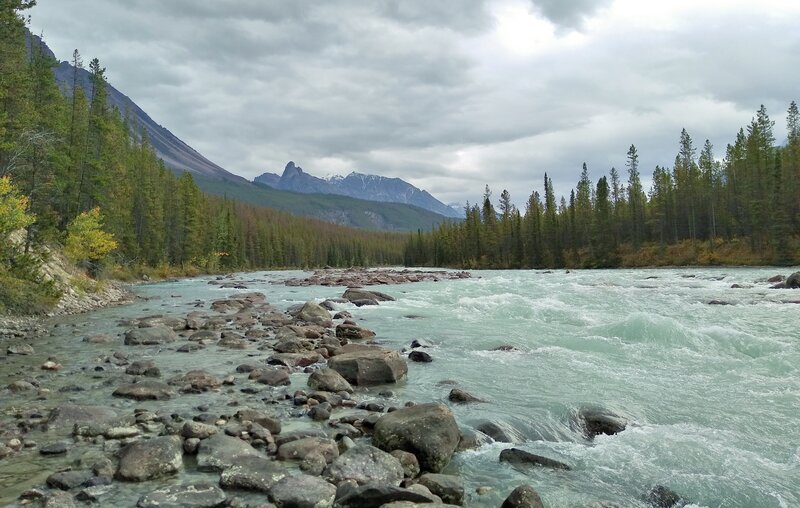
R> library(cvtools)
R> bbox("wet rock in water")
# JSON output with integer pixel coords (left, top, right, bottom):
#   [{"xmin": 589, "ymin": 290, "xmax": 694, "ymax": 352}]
[
  {"xmin": 335, "ymin": 484, "xmax": 439, "ymax": 508},
  {"xmin": 138, "ymin": 315, "xmax": 187, "ymax": 330},
  {"xmin": 116, "ymin": 435, "xmax": 183, "ymax": 481},
  {"xmin": 41, "ymin": 359, "xmax": 62, "ymax": 370},
  {"xmin": 124, "ymin": 326, "xmax": 177, "ymax": 345},
  {"xmin": 475, "ymin": 420, "xmax": 524, "ymax": 443},
  {"xmin": 277, "ymin": 436, "xmax": 339, "ymax": 463},
  {"xmin": 113, "ymin": 380, "xmax": 175, "ymax": 400},
  {"xmin": 104, "ymin": 426, "xmax": 141, "ymax": 439},
  {"xmin": 182, "ymin": 421, "xmax": 219, "ymax": 439},
  {"xmin": 501, "ymin": 485, "xmax": 544, "ymax": 508},
  {"xmin": 125, "ymin": 360, "xmax": 160, "ymax": 377},
  {"xmin": 7, "ymin": 343, "xmax": 34, "ymax": 355},
  {"xmin": 448, "ymin": 388, "xmax": 484, "ymax": 403},
  {"xmin": 343, "ymin": 288, "xmax": 396, "ymax": 303},
  {"xmin": 351, "ymin": 298, "xmax": 379, "ymax": 307},
  {"xmin": 256, "ymin": 367, "xmax": 291, "ymax": 386},
  {"xmin": 309, "ymin": 404, "xmax": 331, "ymax": 421},
  {"xmin": 410, "ymin": 339, "xmax": 433, "ymax": 348},
  {"xmin": 408, "ymin": 350, "xmax": 432, "ymax": 363},
  {"xmin": 46, "ymin": 470, "xmax": 92, "ymax": 490},
  {"xmin": 457, "ymin": 428, "xmax": 491, "ymax": 452},
  {"xmin": 169, "ymin": 370, "xmax": 223, "ymax": 392},
  {"xmin": 295, "ymin": 301, "xmax": 333, "ymax": 327},
  {"xmin": 219, "ymin": 455, "xmax": 288, "ymax": 492},
  {"xmin": 333, "ymin": 311, "xmax": 352, "ymax": 320},
  {"xmin": 8, "ymin": 380, "xmax": 35, "ymax": 391},
  {"xmin": 234, "ymin": 408, "xmax": 282, "ymax": 434},
  {"xmin": 197, "ymin": 434, "xmax": 263, "ymax": 472},
  {"xmin": 136, "ymin": 482, "xmax": 227, "ymax": 508},
  {"xmin": 40, "ymin": 442, "xmax": 69, "ymax": 455},
  {"xmin": 572, "ymin": 407, "xmax": 627, "ymax": 438},
  {"xmin": 786, "ymin": 272, "xmax": 800, "ymax": 289},
  {"xmin": 767, "ymin": 274, "xmax": 785, "ymax": 283},
  {"xmin": 177, "ymin": 342, "xmax": 204, "ymax": 353},
  {"xmin": 336, "ymin": 322, "xmax": 377, "ymax": 340},
  {"xmin": 418, "ymin": 473, "xmax": 465, "ymax": 505},
  {"xmin": 499, "ymin": 448, "xmax": 571, "ymax": 470},
  {"xmin": 274, "ymin": 338, "xmax": 310, "ymax": 353},
  {"xmin": 301, "ymin": 453, "xmax": 328, "ymax": 475},
  {"xmin": 76, "ymin": 485, "xmax": 113, "ymax": 504},
  {"xmin": 491, "ymin": 345, "xmax": 521, "ymax": 352},
  {"xmin": 708, "ymin": 300, "xmax": 731, "ymax": 305},
  {"xmin": 269, "ymin": 475, "xmax": 336, "ymax": 508},
  {"xmin": 646, "ymin": 485, "xmax": 686, "ymax": 507},
  {"xmin": 43, "ymin": 491, "xmax": 79, "ymax": 508},
  {"xmin": 269, "ymin": 352, "xmax": 323, "ymax": 368},
  {"xmin": 308, "ymin": 368, "xmax": 354, "ymax": 393},
  {"xmin": 218, "ymin": 336, "xmax": 247, "ymax": 349},
  {"xmin": 372, "ymin": 403, "xmax": 460, "ymax": 473},
  {"xmin": 47, "ymin": 404, "xmax": 124, "ymax": 432},
  {"xmin": 328, "ymin": 349, "xmax": 408, "ymax": 386},
  {"xmin": 323, "ymin": 444, "xmax": 404, "ymax": 486}
]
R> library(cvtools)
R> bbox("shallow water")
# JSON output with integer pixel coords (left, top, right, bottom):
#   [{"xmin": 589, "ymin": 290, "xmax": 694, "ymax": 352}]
[{"xmin": 1, "ymin": 267, "xmax": 798, "ymax": 507}]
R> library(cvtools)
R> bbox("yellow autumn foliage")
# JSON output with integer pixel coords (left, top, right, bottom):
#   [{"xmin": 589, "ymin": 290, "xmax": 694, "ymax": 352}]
[
  {"xmin": 0, "ymin": 176, "xmax": 35, "ymax": 238},
  {"xmin": 64, "ymin": 207, "xmax": 118, "ymax": 263}
]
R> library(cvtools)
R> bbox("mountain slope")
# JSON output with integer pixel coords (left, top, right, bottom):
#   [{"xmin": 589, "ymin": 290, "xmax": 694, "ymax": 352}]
[
  {"xmin": 29, "ymin": 31, "xmax": 453, "ymax": 230},
  {"xmin": 256, "ymin": 162, "xmax": 462, "ymax": 218}
]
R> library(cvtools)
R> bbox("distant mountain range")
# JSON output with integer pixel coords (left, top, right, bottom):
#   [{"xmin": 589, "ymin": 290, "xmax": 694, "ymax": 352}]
[
  {"xmin": 255, "ymin": 162, "xmax": 462, "ymax": 218},
  {"xmin": 28, "ymin": 31, "xmax": 456, "ymax": 231}
]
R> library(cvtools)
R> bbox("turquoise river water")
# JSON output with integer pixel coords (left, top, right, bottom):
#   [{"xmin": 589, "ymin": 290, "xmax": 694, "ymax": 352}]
[{"xmin": 1, "ymin": 267, "xmax": 798, "ymax": 507}]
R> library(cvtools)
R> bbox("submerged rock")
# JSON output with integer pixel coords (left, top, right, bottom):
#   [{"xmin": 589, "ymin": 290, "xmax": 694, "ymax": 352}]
[
  {"xmin": 372, "ymin": 403, "xmax": 460, "ymax": 473},
  {"xmin": 113, "ymin": 380, "xmax": 174, "ymax": 400},
  {"xmin": 499, "ymin": 448, "xmax": 571, "ymax": 470},
  {"xmin": 408, "ymin": 350, "xmax": 432, "ymax": 363},
  {"xmin": 572, "ymin": 407, "xmax": 627, "ymax": 439},
  {"xmin": 475, "ymin": 420, "xmax": 524, "ymax": 443},
  {"xmin": 646, "ymin": 485, "xmax": 687, "ymax": 507},
  {"xmin": 124, "ymin": 326, "xmax": 177, "ymax": 345},
  {"xmin": 448, "ymin": 388, "xmax": 484, "ymax": 403},
  {"xmin": 136, "ymin": 482, "xmax": 227, "ymax": 508}
]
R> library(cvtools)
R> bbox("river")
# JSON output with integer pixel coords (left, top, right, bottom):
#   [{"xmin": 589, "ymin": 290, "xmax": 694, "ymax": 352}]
[{"xmin": 1, "ymin": 267, "xmax": 798, "ymax": 507}]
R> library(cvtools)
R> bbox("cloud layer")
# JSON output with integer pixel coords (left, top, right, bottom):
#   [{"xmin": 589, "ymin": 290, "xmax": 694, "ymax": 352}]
[{"xmin": 30, "ymin": 0, "xmax": 800, "ymax": 207}]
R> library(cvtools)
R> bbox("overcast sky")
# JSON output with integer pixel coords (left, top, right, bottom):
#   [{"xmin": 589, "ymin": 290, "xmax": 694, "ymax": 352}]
[{"xmin": 29, "ymin": 0, "xmax": 800, "ymax": 208}]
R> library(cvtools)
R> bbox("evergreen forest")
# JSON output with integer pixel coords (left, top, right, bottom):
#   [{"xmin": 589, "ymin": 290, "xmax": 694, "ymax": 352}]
[
  {"xmin": 0, "ymin": 3, "xmax": 404, "ymax": 312},
  {"xmin": 404, "ymin": 104, "xmax": 800, "ymax": 269}
]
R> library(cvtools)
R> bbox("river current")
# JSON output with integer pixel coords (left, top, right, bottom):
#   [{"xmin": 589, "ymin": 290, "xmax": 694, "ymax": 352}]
[{"xmin": 1, "ymin": 267, "xmax": 798, "ymax": 507}]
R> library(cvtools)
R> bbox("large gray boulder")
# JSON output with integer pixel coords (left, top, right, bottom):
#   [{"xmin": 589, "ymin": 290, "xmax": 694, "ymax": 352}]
[
  {"xmin": 136, "ymin": 483, "xmax": 226, "ymax": 508},
  {"xmin": 328, "ymin": 349, "xmax": 407, "ymax": 386},
  {"xmin": 308, "ymin": 368, "xmax": 354, "ymax": 393},
  {"xmin": 342, "ymin": 288, "xmax": 395, "ymax": 302},
  {"xmin": 269, "ymin": 475, "xmax": 336, "ymax": 508},
  {"xmin": 335, "ymin": 484, "xmax": 439, "ymax": 508},
  {"xmin": 47, "ymin": 405, "xmax": 124, "ymax": 432},
  {"xmin": 168, "ymin": 370, "xmax": 223, "ymax": 391},
  {"xmin": 124, "ymin": 326, "xmax": 177, "ymax": 345},
  {"xmin": 197, "ymin": 434, "xmax": 262, "ymax": 472},
  {"xmin": 323, "ymin": 445, "xmax": 404, "ymax": 486},
  {"xmin": 116, "ymin": 436, "xmax": 183, "ymax": 481},
  {"xmin": 372, "ymin": 403, "xmax": 460, "ymax": 473},
  {"xmin": 418, "ymin": 473, "xmax": 464, "ymax": 505},
  {"xmin": 219, "ymin": 455, "xmax": 288, "ymax": 492},
  {"xmin": 296, "ymin": 301, "xmax": 333, "ymax": 327}
]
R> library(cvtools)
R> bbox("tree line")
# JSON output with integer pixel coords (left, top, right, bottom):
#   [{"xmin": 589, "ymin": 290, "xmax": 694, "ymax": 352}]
[
  {"xmin": 405, "ymin": 103, "xmax": 800, "ymax": 268},
  {"xmin": 1, "ymin": 2, "xmax": 405, "ymax": 312}
]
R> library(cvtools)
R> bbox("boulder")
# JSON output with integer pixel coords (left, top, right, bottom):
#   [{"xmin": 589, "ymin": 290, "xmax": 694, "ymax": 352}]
[
  {"xmin": 572, "ymin": 407, "xmax": 627, "ymax": 438},
  {"xmin": 136, "ymin": 483, "xmax": 227, "ymax": 508},
  {"xmin": 328, "ymin": 349, "xmax": 408, "ymax": 386},
  {"xmin": 296, "ymin": 301, "xmax": 333, "ymax": 327},
  {"xmin": 219, "ymin": 455, "xmax": 288, "ymax": 492},
  {"xmin": 448, "ymin": 388, "xmax": 484, "ymax": 403},
  {"xmin": 418, "ymin": 473, "xmax": 465, "ymax": 505},
  {"xmin": 499, "ymin": 448, "xmax": 571, "ymax": 470},
  {"xmin": 47, "ymin": 405, "xmax": 123, "ymax": 432},
  {"xmin": 501, "ymin": 485, "xmax": 544, "ymax": 508},
  {"xmin": 269, "ymin": 475, "xmax": 336, "ymax": 508},
  {"xmin": 197, "ymin": 434, "xmax": 262, "ymax": 472},
  {"xmin": 475, "ymin": 420, "xmax": 524, "ymax": 443},
  {"xmin": 182, "ymin": 421, "xmax": 218, "ymax": 439},
  {"xmin": 113, "ymin": 380, "xmax": 175, "ymax": 401},
  {"xmin": 7, "ymin": 343, "xmax": 34, "ymax": 355},
  {"xmin": 786, "ymin": 272, "xmax": 800, "ymax": 289},
  {"xmin": 408, "ymin": 351, "xmax": 432, "ymax": 363},
  {"xmin": 336, "ymin": 323, "xmax": 376, "ymax": 340},
  {"xmin": 269, "ymin": 352, "xmax": 322, "ymax": 368},
  {"xmin": 124, "ymin": 326, "xmax": 177, "ymax": 345},
  {"xmin": 235, "ymin": 408, "xmax": 282, "ymax": 434},
  {"xmin": 256, "ymin": 367, "xmax": 291, "ymax": 386},
  {"xmin": 335, "ymin": 484, "xmax": 439, "ymax": 508},
  {"xmin": 343, "ymin": 288, "xmax": 395, "ymax": 302},
  {"xmin": 46, "ymin": 470, "xmax": 92, "ymax": 490},
  {"xmin": 323, "ymin": 445, "xmax": 404, "ymax": 486},
  {"xmin": 168, "ymin": 370, "xmax": 223, "ymax": 391},
  {"xmin": 116, "ymin": 435, "xmax": 183, "ymax": 481},
  {"xmin": 308, "ymin": 368, "xmax": 354, "ymax": 393},
  {"xmin": 277, "ymin": 436, "xmax": 339, "ymax": 463},
  {"xmin": 372, "ymin": 403, "xmax": 460, "ymax": 473},
  {"xmin": 390, "ymin": 450, "xmax": 420, "ymax": 478},
  {"xmin": 125, "ymin": 360, "xmax": 160, "ymax": 377},
  {"xmin": 646, "ymin": 485, "xmax": 686, "ymax": 507}
]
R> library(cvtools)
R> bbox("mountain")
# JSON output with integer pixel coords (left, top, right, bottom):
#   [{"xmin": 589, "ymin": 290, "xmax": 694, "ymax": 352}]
[
  {"xmin": 255, "ymin": 162, "xmax": 463, "ymax": 218},
  {"xmin": 27, "ymin": 31, "xmax": 454, "ymax": 231}
]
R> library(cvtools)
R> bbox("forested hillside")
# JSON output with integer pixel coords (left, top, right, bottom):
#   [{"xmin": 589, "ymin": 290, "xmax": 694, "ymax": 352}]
[
  {"xmin": 405, "ymin": 104, "xmax": 800, "ymax": 268},
  {"xmin": 0, "ymin": 3, "xmax": 404, "ymax": 312}
]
